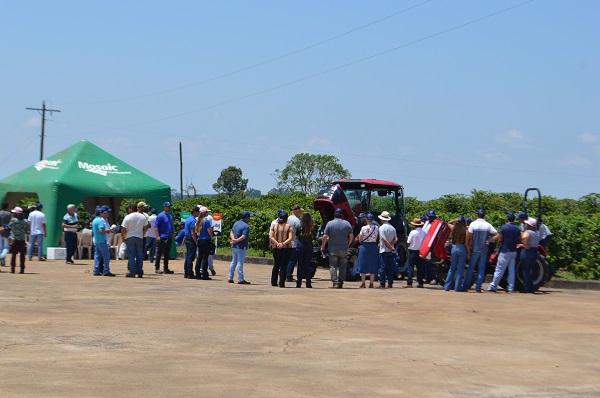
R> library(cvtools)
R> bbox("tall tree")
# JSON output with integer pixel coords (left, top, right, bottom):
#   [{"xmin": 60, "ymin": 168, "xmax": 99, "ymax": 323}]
[
  {"xmin": 213, "ymin": 166, "xmax": 248, "ymax": 196},
  {"xmin": 274, "ymin": 153, "xmax": 350, "ymax": 194}
]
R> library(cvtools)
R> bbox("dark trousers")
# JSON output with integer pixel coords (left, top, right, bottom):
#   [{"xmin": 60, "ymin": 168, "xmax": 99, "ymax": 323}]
[
  {"xmin": 272, "ymin": 248, "xmax": 292, "ymax": 287},
  {"xmin": 407, "ymin": 249, "xmax": 426, "ymax": 285},
  {"xmin": 184, "ymin": 237, "xmax": 197, "ymax": 277},
  {"xmin": 64, "ymin": 231, "xmax": 78, "ymax": 262},
  {"xmin": 154, "ymin": 237, "xmax": 172, "ymax": 270},
  {"xmin": 195, "ymin": 239, "xmax": 211, "ymax": 279},
  {"xmin": 379, "ymin": 252, "xmax": 396, "ymax": 287},
  {"xmin": 296, "ymin": 241, "xmax": 313, "ymax": 287},
  {"xmin": 286, "ymin": 247, "xmax": 298, "ymax": 279},
  {"xmin": 10, "ymin": 240, "xmax": 26, "ymax": 272},
  {"xmin": 520, "ymin": 247, "xmax": 537, "ymax": 293}
]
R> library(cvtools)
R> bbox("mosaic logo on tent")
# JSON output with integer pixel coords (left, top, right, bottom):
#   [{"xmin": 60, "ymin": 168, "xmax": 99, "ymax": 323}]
[
  {"xmin": 34, "ymin": 159, "xmax": 62, "ymax": 171},
  {"xmin": 77, "ymin": 161, "xmax": 132, "ymax": 176}
]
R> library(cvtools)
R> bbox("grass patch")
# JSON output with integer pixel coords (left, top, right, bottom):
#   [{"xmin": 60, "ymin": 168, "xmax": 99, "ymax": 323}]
[{"xmin": 554, "ymin": 270, "xmax": 580, "ymax": 280}]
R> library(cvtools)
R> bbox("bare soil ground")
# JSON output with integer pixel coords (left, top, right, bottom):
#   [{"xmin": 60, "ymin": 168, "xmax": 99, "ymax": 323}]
[{"xmin": 1, "ymin": 258, "xmax": 599, "ymax": 397}]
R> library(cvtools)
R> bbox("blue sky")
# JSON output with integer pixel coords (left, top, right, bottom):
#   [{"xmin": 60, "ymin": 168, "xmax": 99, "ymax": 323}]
[{"xmin": 2, "ymin": 0, "xmax": 598, "ymax": 200}]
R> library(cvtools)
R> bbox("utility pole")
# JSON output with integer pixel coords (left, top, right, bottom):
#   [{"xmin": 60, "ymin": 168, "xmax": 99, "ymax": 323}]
[
  {"xmin": 179, "ymin": 142, "xmax": 183, "ymax": 199},
  {"xmin": 26, "ymin": 101, "xmax": 61, "ymax": 161}
]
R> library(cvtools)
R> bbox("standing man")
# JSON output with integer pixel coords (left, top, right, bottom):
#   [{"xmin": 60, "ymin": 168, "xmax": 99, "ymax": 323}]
[
  {"xmin": 183, "ymin": 206, "xmax": 200, "ymax": 279},
  {"xmin": 462, "ymin": 209, "xmax": 497, "ymax": 292},
  {"xmin": 61, "ymin": 204, "xmax": 79, "ymax": 264},
  {"xmin": 154, "ymin": 202, "xmax": 175, "ymax": 274},
  {"xmin": 0, "ymin": 202, "xmax": 12, "ymax": 266},
  {"xmin": 422, "ymin": 210, "xmax": 438, "ymax": 285},
  {"xmin": 404, "ymin": 218, "xmax": 427, "ymax": 288},
  {"xmin": 229, "ymin": 211, "xmax": 253, "ymax": 285},
  {"xmin": 145, "ymin": 208, "xmax": 158, "ymax": 263},
  {"xmin": 27, "ymin": 203, "xmax": 47, "ymax": 261},
  {"xmin": 121, "ymin": 202, "xmax": 148, "ymax": 278},
  {"xmin": 198, "ymin": 204, "xmax": 217, "ymax": 276},
  {"xmin": 488, "ymin": 212, "xmax": 520, "ymax": 293},
  {"xmin": 286, "ymin": 204, "xmax": 302, "ymax": 282},
  {"xmin": 378, "ymin": 211, "xmax": 398, "ymax": 288},
  {"xmin": 92, "ymin": 207, "xmax": 115, "ymax": 276},
  {"xmin": 320, "ymin": 208, "xmax": 353, "ymax": 289}
]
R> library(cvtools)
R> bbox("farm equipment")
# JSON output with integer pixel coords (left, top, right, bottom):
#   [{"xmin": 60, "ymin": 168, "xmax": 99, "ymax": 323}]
[{"xmin": 313, "ymin": 179, "xmax": 408, "ymax": 280}]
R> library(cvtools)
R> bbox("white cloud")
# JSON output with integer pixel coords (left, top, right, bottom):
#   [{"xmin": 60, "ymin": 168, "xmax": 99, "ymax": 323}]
[
  {"xmin": 579, "ymin": 133, "xmax": 599, "ymax": 143},
  {"xmin": 495, "ymin": 129, "xmax": 528, "ymax": 148},
  {"xmin": 559, "ymin": 155, "xmax": 591, "ymax": 167}
]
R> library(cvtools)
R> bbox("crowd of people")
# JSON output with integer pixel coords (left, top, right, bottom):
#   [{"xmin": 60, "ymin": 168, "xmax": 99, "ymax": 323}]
[{"xmin": 0, "ymin": 199, "xmax": 552, "ymax": 293}]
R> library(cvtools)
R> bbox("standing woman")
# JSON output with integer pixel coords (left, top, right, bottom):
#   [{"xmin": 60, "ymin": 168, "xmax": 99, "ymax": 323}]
[
  {"xmin": 444, "ymin": 216, "xmax": 468, "ymax": 292},
  {"xmin": 62, "ymin": 204, "xmax": 79, "ymax": 264},
  {"xmin": 193, "ymin": 206, "xmax": 213, "ymax": 280},
  {"xmin": 357, "ymin": 213, "xmax": 379, "ymax": 288},
  {"xmin": 9, "ymin": 207, "xmax": 29, "ymax": 274},
  {"xmin": 520, "ymin": 218, "xmax": 541, "ymax": 293},
  {"xmin": 269, "ymin": 211, "xmax": 293, "ymax": 288},
  {"xmin": 296, "ymin": 212, "xmax": 315, "ymax": 288}
]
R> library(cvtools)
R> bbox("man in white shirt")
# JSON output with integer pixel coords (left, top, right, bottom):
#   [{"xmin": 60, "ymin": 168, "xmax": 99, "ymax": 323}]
[
  {"xmin": 198, "ymin": 204, "xmax": 216, "ymax": 276},
  {"xmin": 27, "ymin": 203, "xmax": 47, "ymax": 261},
  {"xmin": 378, "ymin": 211, "xmax": 398, "ymax": 288},
  {"xmin": 404, "ymin": 218, "xmax": 427, "ymax": 288},
  {"xmin": 121, "ymin": 202, "xmax": 149, "ymax": 278}
]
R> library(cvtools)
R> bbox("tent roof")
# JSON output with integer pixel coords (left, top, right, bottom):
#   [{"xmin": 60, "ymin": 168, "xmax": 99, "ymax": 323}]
[{"xmin": 0, "ymin": 140, "xmax": 169, "ymax": 199}]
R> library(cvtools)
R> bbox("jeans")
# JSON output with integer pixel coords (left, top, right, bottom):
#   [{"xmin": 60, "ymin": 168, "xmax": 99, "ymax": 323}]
[
  {"xmin": 93, "ymin": 242, "xmax": 111, "ymax": 275},
  {"xmin": 296, "ymin": 240, "xmax": 313, "ymax": 287},
  {"xmin": 520, "ymin": 247, "xmax": 537, "ymax": 293},
  {"xmin": 145, "ymin": 237, "xmax": 156, "ymax": 262},
  {"xmin": 286, "ymin": 247, "xmax": 298, "ymax": 279},
  {"xmin": 379, "ymin": 252, "xmax": 396, "ymax": 287},
  {"xmin": 463, "ymin": 251, "xmax": 487, "ymax": 291},
  {"xmin": 64, "ymin": 231, "xmax": 78, "ymax": 262},
  {"xmin": 154, "ymin": 237, "xmax": 172, "ymax": 270},
  {"xmin": 195, "ymin": 239, "xmax": 211, "ymax": 278},
  {"xmin": 328, "ymin": 248, "xmax": 347, "ymax": 287},
  {"xmin": 272, "ymin": 248, "xmax": 293, "ymax": 286},
  {"xmin": 229, "ymin": 247, "xmax": 248, "ymax": 282},
  {"xmin": 489, "ymin": 251, "xmax": 517, "ymax": 292},
  {"xmin": 406, "ymin": 249, "xmax": 425, "ymax": 285},
  {"xmin": 445, "ymin": 244, "xmax": 466, "ymax": 291},
  {"xmin": 126, "ymin": 237, "xmax": 144, "ymax": 276},
  {"xmin": 28, "ymin": 234, "xmax": 44, "ymax": 259},
  {"xmin": 0, "ymin": 236, "xmax": 10, "ymax": 262},
  {"xmin": 184, "ymin": 237, "xmax": 197, "ymax": 277}
]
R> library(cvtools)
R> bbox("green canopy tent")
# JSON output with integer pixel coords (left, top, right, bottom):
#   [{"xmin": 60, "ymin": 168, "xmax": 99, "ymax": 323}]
[{"xmin": 0, "ymin": 140, "xmax": 172, "ymax": 255}]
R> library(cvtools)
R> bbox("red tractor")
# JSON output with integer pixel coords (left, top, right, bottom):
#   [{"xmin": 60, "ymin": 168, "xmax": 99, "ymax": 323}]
[{"xmin": 313, "ymin": 179, "xmax": 408, "ymax": 280}]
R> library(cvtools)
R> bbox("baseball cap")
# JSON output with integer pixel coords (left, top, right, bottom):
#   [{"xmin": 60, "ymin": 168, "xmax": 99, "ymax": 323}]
[
  {"xmin": 477, "ymin": 209, "xmax": 486, "ymax": 217},
  {"xmin": 11, "ymin": 206, "xmax": 23, "ymax": 214},
  {"xmin": 163, "ymin": 201, "xmax": 172, "ymax": 207},
  {"xmin": 457, "ymin": 215, "xmax": 465, "ymax": 223},
  {"xmin": 334, "ymin": 208, "xmax": 344, "ymax": 215},
  {"xmin": 279, "ymin": 211, "xmax": 288, "ymax": 218},
  {"xmin": 199, "ymin": 206, "xmax": 209, "ymax": 213},
  {"xmin": 426, "ymin": 210, "xmax": 436, "ymax": 217},
  {"xmin": 517, "ymin": 211, "xmax": 528, "ymax": 220},
  {"xmin": 506, "ymin": 212, "xmax": 516, "ymax": 221},
  {"xmin": 36, "ymin": 203, "xmax": 43, "ymax": 209},
  {"xmin": 366, "ymin": 213, "xmax": 374, "ymax": 220},
  {"xmin": 277, "ymin": 208, "xmax": 285, "ymax": 217},
  {"xmin": 99, "ymin": 205, "xmax": 110, "ymax": 213},
  {"xmin": 357, "ymin": 212, "xmax": 366, "ymax": 219},
  {"xmin": 241, "ymin": 211, "xmax": 254, "ymax": 219}
]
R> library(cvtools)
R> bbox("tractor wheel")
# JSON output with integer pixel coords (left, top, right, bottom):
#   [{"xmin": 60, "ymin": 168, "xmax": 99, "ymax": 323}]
[
  {"xmin": 499, "ymin": 254, "xmax": 549, "ymax": 292},
  {"xmin": 345, "ymin": 247, "xmax": 361, "ymax": 281},
  {"xmin": 394, "ymin": 242, "xmax": 409, "ymax": 279}
]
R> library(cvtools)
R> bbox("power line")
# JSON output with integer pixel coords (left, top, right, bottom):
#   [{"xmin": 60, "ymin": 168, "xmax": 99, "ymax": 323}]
[
  {"xmin": 55, "ymin": 0, "xmax": 433, "ymax": 105},
  {"xmin": 88, "ymin": 0, "xmax": 536, "ymax": 132}
]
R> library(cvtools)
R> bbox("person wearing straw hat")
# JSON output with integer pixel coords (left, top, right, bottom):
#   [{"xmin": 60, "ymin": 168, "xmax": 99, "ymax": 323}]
[
  {"xmin": 377, "ymin": 211, "xmax": 398, "ymax": 288},
  {"xmin": 8, "ymin": 207, "xmax": 29, "ymax": 273},
  {"xmin": 404, "ymin": 218, "xmax": 427, "ymax": 288}
]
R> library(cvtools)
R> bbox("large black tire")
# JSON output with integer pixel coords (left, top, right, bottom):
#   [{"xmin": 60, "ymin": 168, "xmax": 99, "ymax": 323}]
[
  {"xmin": 394, "ymin": 242, "xmax": 409, "ymax": 279},
  {"xmin": 345, "ymin": 247, "xmax": 361, "ymax": 281},
  {"xmin": 499, "ymin": 254, "xmax": 549, "ymax": 292}
]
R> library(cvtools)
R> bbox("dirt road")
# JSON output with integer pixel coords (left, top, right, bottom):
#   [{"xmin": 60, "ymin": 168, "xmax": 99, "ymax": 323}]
[{"xmin": 1, "ymin": 258, "xmax": 599, "ymax": 397}]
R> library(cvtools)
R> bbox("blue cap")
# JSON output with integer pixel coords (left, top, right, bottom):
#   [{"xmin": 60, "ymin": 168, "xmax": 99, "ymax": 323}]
[
  {"xmin": 163, "ymin": 202, "xmax": 172, "ymax": 207},
  {"xmin": 150, "ymin": 208, "xmax": 156, "ymax": 214},
  {"xmin": 277, "ymin": 208, "xmax": 285, "ymax": 217},
  {"xmin": 99, "ymin": 205, "xmax": 110, "ymax": 213},
  {"xmin": 518, "ymin": 211, "xmax": 528, "ymax": 219},
  {"xmin": 36, "ymin": 203, "xmax": 43, "ymax": 208},
  {"xmin": 506, "ymin": 212, "xmax": 516, "ymax": 221},
  {"xmin": 457, "ymin": 215, "xmax": 465, "ymax": 223},
  {"xmin": 357, "ymin": 212, "xmax": 366, "ymax": 219},
  {"xmin": 465, "ymin": 217, "xmax": 472, "ymax": 223},
  {"xmin": 366, "ymin": 213, "xmax": 374, "ymax": 220},
  {"xmin": 426, "ymin": 210, "xmax": 436, "ymax": 217},
  {"xmin": 279, "ymin": 211, "xmax": 288, "ymax": 218},
  {"xmin": 241, "ymin": 211, "xmax": 254, "ymax": 219},
  {"xmin": 419, "ymin": 215, "xmax": 427, "ymax": 222},
  {"xmin": 477, "ymin": 209, "xmax": 486, "ymax": 217},
  {"xmin": 334, "ymin": 208, "xmax": 344, "ymax": 215}
]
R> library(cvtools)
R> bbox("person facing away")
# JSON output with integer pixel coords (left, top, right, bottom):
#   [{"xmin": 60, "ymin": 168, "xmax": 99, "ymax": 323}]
[{"xmin": 320, "ymin": 208, "xmax": 353, "ymax": 289}]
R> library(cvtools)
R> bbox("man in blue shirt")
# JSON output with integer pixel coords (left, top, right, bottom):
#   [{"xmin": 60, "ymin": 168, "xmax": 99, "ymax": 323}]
[
  {"xmin": 154, "ymin": 202, "xmax": 174, "ymax": 274},
  {"xmin": 92, "ymin": 207, "xmax": 115, "ymax": 277},
  {"xmin": 488, "ymin": 212, "xmax": 521, "ymax": 293},
  {"xmin": 229, "ymin": 211, "xmax": 254, "ymax": 284},
  {"xmin": 183, "ymin": 206, "xmax": 200, "ymax": 279},
  {"xmin": 462, "ymin": 209, "xmax": 497, "ymax": 292}
]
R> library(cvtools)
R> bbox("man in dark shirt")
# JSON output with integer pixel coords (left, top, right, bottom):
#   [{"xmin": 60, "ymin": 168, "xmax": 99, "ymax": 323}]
[{"xmin": 488, "ymin": 212, "xmax": 521, "ymax": 293}]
